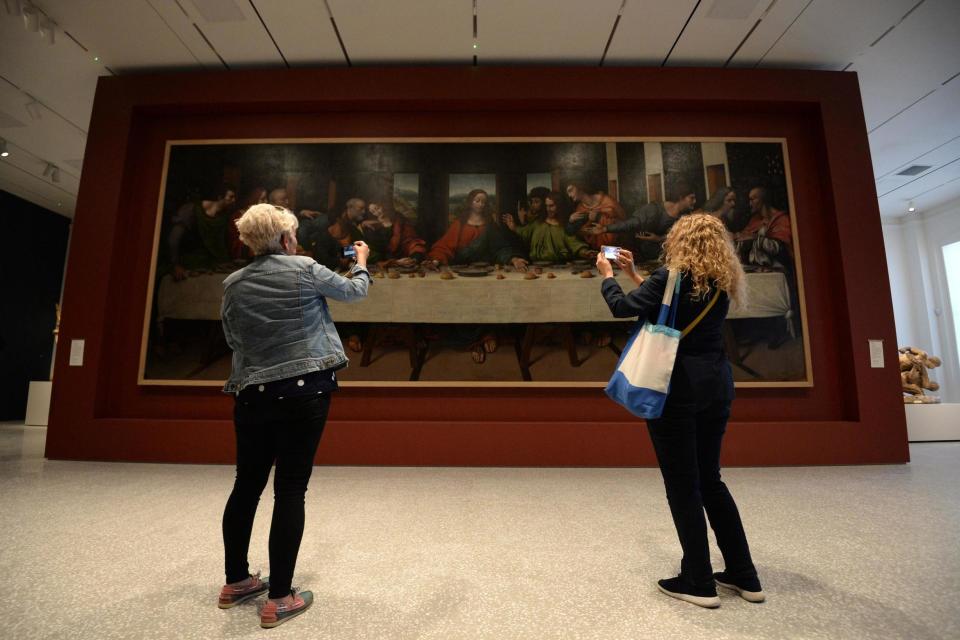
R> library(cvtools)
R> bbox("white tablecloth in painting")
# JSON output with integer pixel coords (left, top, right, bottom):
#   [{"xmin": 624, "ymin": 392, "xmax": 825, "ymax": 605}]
[
  {"xmin": 155, "ymin": 269, "xmax": 792, "ymax": 324},
  {"xmin": 727, "ymin": 271, "xmax": 792, "ymax": 320},
  {"xmin": 328, "ymin": 270, "xmax": 641, "ymax": 323},
  {"xmin": 156, "ymin": 272, "xmax": 228, "ymax": 322}
]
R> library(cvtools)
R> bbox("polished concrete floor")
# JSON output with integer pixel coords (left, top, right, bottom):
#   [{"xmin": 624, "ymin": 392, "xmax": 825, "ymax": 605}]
[{"xmin": 1, "ymin": 422, "xmax": 957, "ymax": 639}]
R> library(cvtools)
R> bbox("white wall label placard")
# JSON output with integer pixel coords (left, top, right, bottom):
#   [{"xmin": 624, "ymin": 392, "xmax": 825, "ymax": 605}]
[
  {"xmin": 868, "ymin": 339, "xmax": 884, "ymax": 368},
  {"xmin": 69, "ymin": 339, "xmax": 85, "ymax": 367}
]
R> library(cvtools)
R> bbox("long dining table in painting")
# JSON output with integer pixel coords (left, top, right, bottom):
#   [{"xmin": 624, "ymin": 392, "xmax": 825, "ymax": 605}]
[{"xmin": 155, "ymin": 262, "xmax": 792, "ymax": 381}]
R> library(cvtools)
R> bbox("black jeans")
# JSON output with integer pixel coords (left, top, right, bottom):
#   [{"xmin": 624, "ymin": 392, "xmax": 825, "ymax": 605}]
[
  {"xmin": 223, "ymin": 393, "xmax": 330, "ymax": 598},
  {"xmin": 646, "ymin": 356, "xmax": 757, "ymax": 588}
]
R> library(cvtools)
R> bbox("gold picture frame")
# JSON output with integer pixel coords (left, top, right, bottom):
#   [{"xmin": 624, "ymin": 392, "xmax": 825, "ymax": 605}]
[{"xmin": 138, "ymin": 137, "xmax": 811, "ymax": 389}]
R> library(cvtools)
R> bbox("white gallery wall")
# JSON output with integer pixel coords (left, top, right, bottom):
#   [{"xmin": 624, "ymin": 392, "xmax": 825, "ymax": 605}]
[{"xmin": 882, "ymin": 198, "xmax": 960, "ymax": 403}]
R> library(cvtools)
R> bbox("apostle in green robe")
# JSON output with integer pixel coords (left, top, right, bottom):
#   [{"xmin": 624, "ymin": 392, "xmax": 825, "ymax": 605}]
[{"xmin": 502, "ymin": 191, "xmax": 596, "ymax": 263}]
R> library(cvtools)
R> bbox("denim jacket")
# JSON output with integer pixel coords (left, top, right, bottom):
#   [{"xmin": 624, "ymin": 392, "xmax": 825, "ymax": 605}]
[{"xmin": 221, "ymin": 254, "xmax": 370, "ymax": 393}]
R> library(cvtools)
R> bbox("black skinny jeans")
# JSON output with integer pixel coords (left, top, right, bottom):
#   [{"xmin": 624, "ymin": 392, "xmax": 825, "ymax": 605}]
[
  {"xmin": 223, "ymin": 393, "xmax": 330, "ymax": 598},
  {"xmin": 646, "ymin": 356, "xmax": 757, "ymax": 589}
]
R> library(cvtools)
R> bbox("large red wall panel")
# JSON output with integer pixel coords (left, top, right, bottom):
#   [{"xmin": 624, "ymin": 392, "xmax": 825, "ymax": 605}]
[{"xmin": 45, "ymin": 67, "xmax": 908, "ymax": 465}]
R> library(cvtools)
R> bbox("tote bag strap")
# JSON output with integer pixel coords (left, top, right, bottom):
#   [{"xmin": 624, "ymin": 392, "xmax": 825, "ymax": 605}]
[
  {"xmin": 655, "ymin": 269, "xmax": 681, "ymax": 326},
  {"xmin": 680, "ymin": 288, "xmax": 721, "ymax": 339},
  {"xmin": 667, "ymin": 275, "xmax": 681, "ymax": 329}
]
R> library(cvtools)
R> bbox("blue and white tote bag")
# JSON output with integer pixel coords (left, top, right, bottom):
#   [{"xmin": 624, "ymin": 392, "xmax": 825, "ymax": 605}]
[{"xmin": 604, "ymin": 269, "xmax": 682, "ymax": 419}]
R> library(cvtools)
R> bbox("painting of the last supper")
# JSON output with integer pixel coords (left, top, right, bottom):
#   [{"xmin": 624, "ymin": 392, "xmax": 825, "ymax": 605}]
[{"xmin": 139, "ymin": 138, "xmax": 811, "ymax": 386}]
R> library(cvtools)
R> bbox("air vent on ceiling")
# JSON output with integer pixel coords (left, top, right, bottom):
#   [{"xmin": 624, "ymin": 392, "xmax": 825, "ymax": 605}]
[
  {"xmin": 707, "ymin": 0, "xmax": 763, "ymax": 20},
  {"xmin": 190, "ymin": 0, "xmax": 245, "ymax": 23},
  {"xmin": 896, "ymin": 165, "xmax": 932, "ymax": 176}
]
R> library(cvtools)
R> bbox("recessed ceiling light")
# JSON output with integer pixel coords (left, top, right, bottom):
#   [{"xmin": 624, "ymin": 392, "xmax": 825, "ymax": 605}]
[{"xmin": 93, "ymin": 56, "xmax": 99, "ymax": 62}]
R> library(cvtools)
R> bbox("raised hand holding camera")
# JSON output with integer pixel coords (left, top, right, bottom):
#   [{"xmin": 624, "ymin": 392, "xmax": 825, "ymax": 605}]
[
  {"xmin": 601, "ymin": 245, "xmax": 621, "ymax": 260},
  {"xmin": 343, "ymin": 240, "xmax": 370, "ymax": 267},
  {"xmin": 596, "ymin": 249, "xmax": 614, "ymax": 279},
  {"xmin": 614, "ymin": 248, "xmax": 643, "ymax": 285}
]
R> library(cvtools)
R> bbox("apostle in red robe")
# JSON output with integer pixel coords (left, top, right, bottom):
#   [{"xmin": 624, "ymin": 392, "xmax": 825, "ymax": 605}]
[{"xmin": 735, "ymin": 186, "xmax": 793, "ymax": 268}]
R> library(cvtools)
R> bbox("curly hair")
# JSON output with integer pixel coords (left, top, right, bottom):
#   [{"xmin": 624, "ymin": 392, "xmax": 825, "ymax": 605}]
[
  {"xmin": 662, "ymin": 213, "xmax": 746, "ymax": 307},
  {"xmin": 235, "ymin": 203, "xmax": 298, "ymax": 255}
]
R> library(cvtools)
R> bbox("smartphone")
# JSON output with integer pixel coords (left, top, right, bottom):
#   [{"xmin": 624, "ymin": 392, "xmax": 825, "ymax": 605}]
[
  {"xmin": 601, "ymin": 245, "xmax": 621, "ymax": 260},
  {"xmin": 343, "ymin": 244, "xmax": 357, "ymax": 258}
]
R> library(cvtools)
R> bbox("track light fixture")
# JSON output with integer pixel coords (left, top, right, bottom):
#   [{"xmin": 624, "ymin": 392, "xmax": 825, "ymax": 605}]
[
  {"xmin": 41, "ymin": 163, "xmax": 61, "ymax": 182},
  {"xmin": 24, "ymin": 100, "xmax": 42, "ymax": 120},
  {"xmin": 0, "ymin": 139, "xmax": 8, "ymax": 157},
  {"xmin": 4, "ymin": 1, "xmax": 23, "ymax": 17},
  {"xmin": 6, "ymin": 2, "xmax": 56, "ymax": 44},
  {"xmin": 39, "ymin": 15, "xmax": 54, "ymax": 44},
  {"xmin": 22, "ymin": 4, "xmax": 38, "ymax": 31},
  {"xmin": 907, "ymin": 201, "xmax": 917, "ymax": 213}
]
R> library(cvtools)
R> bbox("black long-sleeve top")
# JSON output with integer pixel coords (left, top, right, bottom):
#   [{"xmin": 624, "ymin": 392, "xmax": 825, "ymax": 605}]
[{"xmin": 600, "ymin": 267, "xmax": 729, "ymax": 357}]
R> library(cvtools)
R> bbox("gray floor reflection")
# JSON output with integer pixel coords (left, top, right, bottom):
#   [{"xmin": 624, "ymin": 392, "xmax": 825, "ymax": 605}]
[{"xmin": 0, "ymin": 423, "xmax": 957, "ymax": 640}]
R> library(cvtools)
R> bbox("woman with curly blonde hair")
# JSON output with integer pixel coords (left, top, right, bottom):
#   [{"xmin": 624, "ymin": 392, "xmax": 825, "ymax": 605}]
[{"xmin": 598, "ymin": 213, "xmax": 763, "ymax": 609}]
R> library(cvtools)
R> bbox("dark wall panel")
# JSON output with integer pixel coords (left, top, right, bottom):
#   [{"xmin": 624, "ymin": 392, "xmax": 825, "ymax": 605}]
[{"xmin": 44, "ymin": 67, "xmax": 907, "ymax": 465}]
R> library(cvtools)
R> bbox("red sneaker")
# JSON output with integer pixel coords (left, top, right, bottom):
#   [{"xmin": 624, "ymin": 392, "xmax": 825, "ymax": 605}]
[
  {"xmin": 260, "ymin": 589, "xmax": 314, "ymax": 628},
  {"xmin": 218, "ymin": 572, "xmax": 269, "ymax": 609}
]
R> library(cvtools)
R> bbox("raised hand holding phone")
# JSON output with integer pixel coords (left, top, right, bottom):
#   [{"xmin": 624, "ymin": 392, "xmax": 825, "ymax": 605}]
[
  {"xmin": 343, "ymin": 241, "xmax": 369, "ymax": 267},
  {"xmin": 601, "ymin": 245, "xmax": 621, "ymax": 260},
  {"xmin": 596, "ymin": 250, "xmax": 614, "ymax": 279},
  {"xmin": 614, "ymin": 248, "xmax": 643, "ymax": 285}
]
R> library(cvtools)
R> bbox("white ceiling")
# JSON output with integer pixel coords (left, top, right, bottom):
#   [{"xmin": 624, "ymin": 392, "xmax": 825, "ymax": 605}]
[{"xmin": 0, "ymin": 0, "xmax": 957, "ymax": 219}]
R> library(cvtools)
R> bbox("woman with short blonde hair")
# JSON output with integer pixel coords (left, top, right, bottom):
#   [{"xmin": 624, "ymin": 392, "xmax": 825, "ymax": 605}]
[
  {"xmin": 218, "ymin": 202, "xmax": 371, "ymax": 629},
  {"xmin": 598, "ymin": 213, "xmax": 763, "ymax": 609},
  {"xmin": 234, "ymin": 203, "xmax": 298, "ymax": 255}
]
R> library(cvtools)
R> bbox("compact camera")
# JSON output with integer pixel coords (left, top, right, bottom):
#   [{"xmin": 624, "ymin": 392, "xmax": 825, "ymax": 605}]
[
  {"xmin": 342, "ymin": 244, "xmax": 357, "ymax": 258},
  {"xmin": 601, "ymin": 245, "xmax": 621, "ymax": 260}
]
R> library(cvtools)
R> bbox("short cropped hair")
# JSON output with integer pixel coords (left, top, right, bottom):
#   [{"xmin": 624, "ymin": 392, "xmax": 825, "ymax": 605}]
[
  {"xmin": 235, "ymin": 204, "xmax": 298, "ymax": 255},
  {"xmin": 214, "ymin": 183, "xmax": 236, "ymax": 200},
  {"xmin": 751, "ymin": 185, "xmax": 768, "ymax": 205},
  {"xmin": 528, "ymin": 186, "xmax": 550, "ymax": 201}
]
